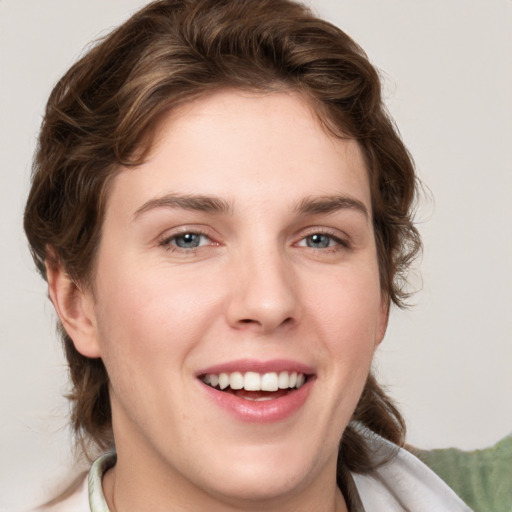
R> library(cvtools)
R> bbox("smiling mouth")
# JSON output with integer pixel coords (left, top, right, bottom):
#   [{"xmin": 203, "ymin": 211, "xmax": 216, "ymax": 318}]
[{"xmin": 199, "ymin": 371, "xmax": 309, "ymax": 401}]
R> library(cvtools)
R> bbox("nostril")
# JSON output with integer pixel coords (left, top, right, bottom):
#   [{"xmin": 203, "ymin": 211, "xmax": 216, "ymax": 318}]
[{"xmin": 238, "ymin": 317, "xmax": 293, "ymax": 327}]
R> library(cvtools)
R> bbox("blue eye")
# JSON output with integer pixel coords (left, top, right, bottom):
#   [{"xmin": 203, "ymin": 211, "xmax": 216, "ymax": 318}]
[
  {"xmin": 174, "ymin": 233, "xmax": 203, "ymax": 248},
  {"xmin": 300, "ymin": 233, "xmax": 342, "ymax": 249},
  {"xmin": 161, "ymin": 232, "xmax": 210, "ymax": 250},
  {"xmin": 305, "ymin": 234, "xmax": 333, "ymax": 248}
]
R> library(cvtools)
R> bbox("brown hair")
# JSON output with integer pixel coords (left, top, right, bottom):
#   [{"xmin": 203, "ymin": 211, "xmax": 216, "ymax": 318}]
[{"xmin": 24, "ymin": 0, "xmax": 420, "ymax": 477}]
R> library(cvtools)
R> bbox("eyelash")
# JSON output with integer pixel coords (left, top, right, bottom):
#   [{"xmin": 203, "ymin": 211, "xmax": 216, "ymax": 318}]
[
  {"xmin": 158, "ymin": 228, "xmax": 349, "ymax": 254},
  {"xmin": 296, "ymin": 230, "xmax": 350, "ymax": 252}
]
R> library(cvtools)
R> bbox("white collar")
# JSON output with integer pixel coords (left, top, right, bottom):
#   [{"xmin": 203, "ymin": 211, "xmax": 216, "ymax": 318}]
[{"xmin": 72, "ymin": 436, "xmax": 472, "ymax": 511}]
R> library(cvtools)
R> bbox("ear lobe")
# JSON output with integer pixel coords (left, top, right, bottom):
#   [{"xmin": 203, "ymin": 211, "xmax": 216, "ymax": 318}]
[
  {"xmin": 375, "ymin": 298, "xmax": 390, "ymax": 348},
  {"xmin": 46, "ymin": 258, "xmax": 101, "ymax": 359}
]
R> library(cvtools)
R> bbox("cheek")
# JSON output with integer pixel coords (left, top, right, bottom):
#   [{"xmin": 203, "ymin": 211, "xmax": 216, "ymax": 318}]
[
  {"xmin": 305, "ymin": 262, "xmax": 383, "ymax": 404},
  {"xmin": 308, "ymin": 264, "xmax": 383, "ymax": 343},
  {"xmin": 300, "ymin": 266, "xmax": 382, "ymax": 442},
  {"xmin": 93, "ymin": 263, "xmax": 223, "ymax": 375}
]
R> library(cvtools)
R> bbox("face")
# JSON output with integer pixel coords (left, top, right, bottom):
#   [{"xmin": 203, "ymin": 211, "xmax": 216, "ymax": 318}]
[{"xmin": 76, "ymin": 90, "xmax": 387, "ymax": 508}]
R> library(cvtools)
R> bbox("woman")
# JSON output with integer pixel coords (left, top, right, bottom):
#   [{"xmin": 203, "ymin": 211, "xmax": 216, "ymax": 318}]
[{"xmin": 24, "ymin": 0, "xmax": 472, "ymax": 510}]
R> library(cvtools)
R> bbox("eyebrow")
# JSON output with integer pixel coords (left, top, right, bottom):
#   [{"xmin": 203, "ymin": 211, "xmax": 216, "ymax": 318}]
[
  {"xmin": 133, "ymin": 192, "xmax": 369, "ymax": 220},
  {"xmin": 294, "ymin": 195, "xmax": 369, "ymax": 219},
  {"xmin": 134, "ymin": 193, "xmax": 233, "ymax": 219}
]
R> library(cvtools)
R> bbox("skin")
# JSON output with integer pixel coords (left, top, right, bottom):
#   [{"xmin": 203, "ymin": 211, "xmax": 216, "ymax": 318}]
[{"xmin": 48, "ymin": 90, "xmax": 388, "ymax": 511}]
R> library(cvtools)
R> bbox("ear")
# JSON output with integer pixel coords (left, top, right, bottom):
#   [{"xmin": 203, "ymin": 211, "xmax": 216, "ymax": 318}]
[
  {"xmin": 46, "ymin": 257, "xmax": 101, "ymax": 359},
  {"xmin": 375, "ymin": 297, "xmax": 390, "ymax": 348}
]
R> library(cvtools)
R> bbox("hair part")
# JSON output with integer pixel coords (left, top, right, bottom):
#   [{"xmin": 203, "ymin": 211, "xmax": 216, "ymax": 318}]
[{"xmin": 24, "ymin": 0, "xmax": 420, "ymax": 476}]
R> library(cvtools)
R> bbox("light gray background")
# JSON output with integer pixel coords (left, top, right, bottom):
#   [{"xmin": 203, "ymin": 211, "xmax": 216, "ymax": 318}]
[{"xmin": 1, "ymin": 1, "xmax": 511, "ymax": 510}]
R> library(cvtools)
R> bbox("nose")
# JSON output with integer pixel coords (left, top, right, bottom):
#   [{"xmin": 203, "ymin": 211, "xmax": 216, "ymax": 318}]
[{"xmin": 226, "ymin": 246, "xmax": 300, "ymax": 334}]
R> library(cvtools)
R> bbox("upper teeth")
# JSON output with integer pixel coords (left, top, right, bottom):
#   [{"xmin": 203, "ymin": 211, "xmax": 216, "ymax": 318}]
[{"xmin": 201, "ymin": 371, "xmax": 306, "ymax": 392}]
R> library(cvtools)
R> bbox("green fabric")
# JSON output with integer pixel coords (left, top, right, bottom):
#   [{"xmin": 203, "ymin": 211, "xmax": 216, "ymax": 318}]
[{"xmin": 416, "ymin": 435, "xmax": 512, "ymax": 512}]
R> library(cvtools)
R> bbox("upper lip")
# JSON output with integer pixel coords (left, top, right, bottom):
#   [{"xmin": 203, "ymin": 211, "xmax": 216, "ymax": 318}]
[{"xmin": 196, "ymin": 359, "xmax": 315, "ymax": 377}]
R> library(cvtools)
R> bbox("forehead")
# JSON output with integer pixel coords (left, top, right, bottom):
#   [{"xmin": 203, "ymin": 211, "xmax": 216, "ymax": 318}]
[{"xmin": 106, "ymin": 89, "xmax": 371, "ymax": 217}]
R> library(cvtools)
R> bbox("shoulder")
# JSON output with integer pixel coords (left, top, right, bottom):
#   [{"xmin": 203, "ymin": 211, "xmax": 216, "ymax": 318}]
[{"xmin": 352, "ymin": 434, "xmax": 474, "ymax": 511}]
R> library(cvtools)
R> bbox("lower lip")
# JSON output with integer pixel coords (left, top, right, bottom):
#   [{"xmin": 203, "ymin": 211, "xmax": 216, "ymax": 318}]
[{"xmin": 199, "ymin": 378, "xmax": 314, "ymax": 423}]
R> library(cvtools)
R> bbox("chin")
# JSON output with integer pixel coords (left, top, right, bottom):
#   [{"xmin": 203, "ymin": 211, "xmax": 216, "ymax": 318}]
[
  {"xmin": 192, "ymin": 439, "xmax": 331, "ymax": 506},
  {"xmin": 205, "ymin": 464, "xmax": 311, "ymax": 506}
]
